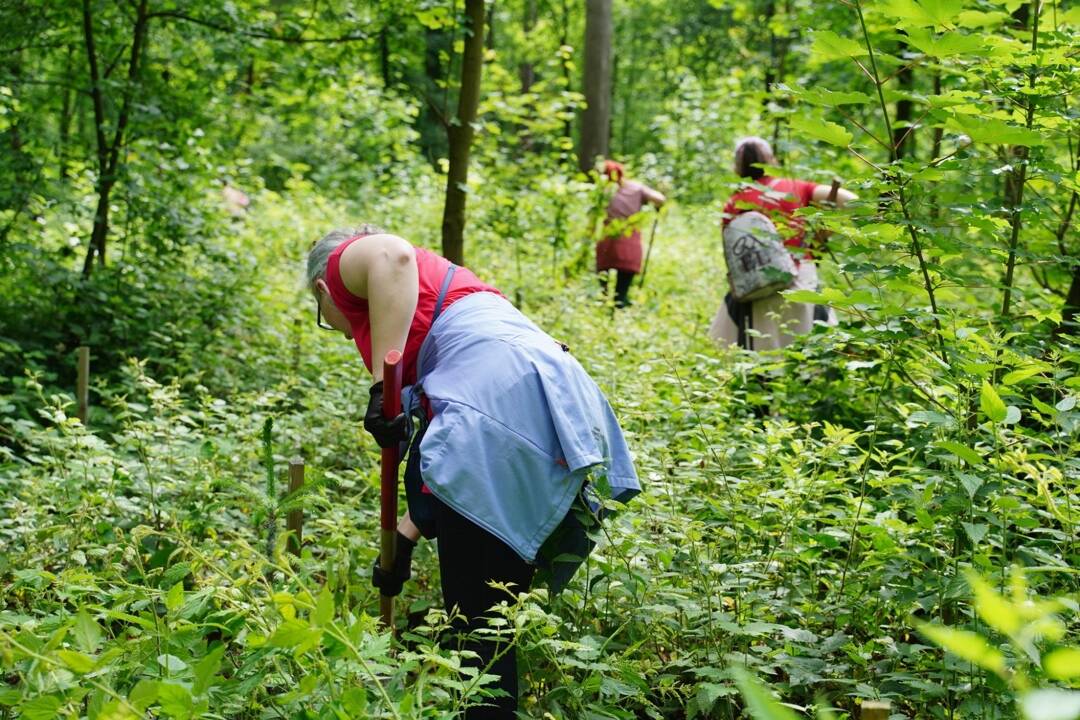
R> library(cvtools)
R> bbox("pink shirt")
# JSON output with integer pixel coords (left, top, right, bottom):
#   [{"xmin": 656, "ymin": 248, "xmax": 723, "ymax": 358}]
[{"xmin": 606, "ymin": 181, "xmax": 647, "ymax": 220}]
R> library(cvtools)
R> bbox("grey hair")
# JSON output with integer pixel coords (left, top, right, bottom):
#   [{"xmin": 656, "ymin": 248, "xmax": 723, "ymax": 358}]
[
  {"xmin": 306, "ymin": 224, "xmax": 385, "ymax": 293},
  {"xmin": 734, "ymin": 136, "xmax": 775, "ymax": 180}
]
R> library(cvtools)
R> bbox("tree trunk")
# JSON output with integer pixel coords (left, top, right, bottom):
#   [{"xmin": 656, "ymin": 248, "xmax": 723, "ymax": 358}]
[
  {"xmin": 59, "ymin": 46, "xmax": 74, "ymax": 178},
  {"xmin": 518, "ymin": 0, "xmax": 536, "ymax": 94},
  {"xmin": 440, "ymin": 0, "xmax": 486, "ymax": 266},
  {"xmin": 893, "ymin": 45, "xmax": 915, "ymax": 159},
  {"xmin": 81, "ymin": 0, "xmax": 151, "ymax": 278},
  {"xmin": 578, "ymin": 0, "xmax": 613, "ymax": 173},
  {"xmin": 378, "ymin": 11, "xmax": 392, "ymax": 89}
]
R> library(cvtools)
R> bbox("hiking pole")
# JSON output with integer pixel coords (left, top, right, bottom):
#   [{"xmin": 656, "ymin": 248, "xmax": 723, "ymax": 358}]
[
  {"xmin": 637, "ymin": 213, "xmax": 660, "ymax": 289},
  {"xmin": 379, "ymin": 349, "xmax": 404, "ymax": 629}
]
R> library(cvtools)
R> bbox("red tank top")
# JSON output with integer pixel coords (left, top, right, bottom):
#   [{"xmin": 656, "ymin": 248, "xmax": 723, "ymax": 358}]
[
  {"xmin": 324, "ymin": 237, "xmax": 502, "ymax": 385},
  {"xmin": 723, "ymin": 176, "xmax": 817, "ymax": 248}
]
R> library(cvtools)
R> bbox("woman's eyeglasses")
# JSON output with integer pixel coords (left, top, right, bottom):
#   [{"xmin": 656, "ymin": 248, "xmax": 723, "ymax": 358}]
[{"xmin": 316, "ymin": 297, "xmax": 335, "ymax": 331}]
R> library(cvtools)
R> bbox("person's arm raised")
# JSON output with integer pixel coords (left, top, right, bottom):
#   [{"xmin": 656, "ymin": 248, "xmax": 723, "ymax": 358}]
[
  {"xmin": 338, "ymin": 233, "xmax": 419, "ymax": 383},
  {"xmin": 812, "ymin": 182, "xmax": 858, "ymax": 207},
  {"xmin": 641, "ymin": 184, "xmax": 667, "ymax": 208}
]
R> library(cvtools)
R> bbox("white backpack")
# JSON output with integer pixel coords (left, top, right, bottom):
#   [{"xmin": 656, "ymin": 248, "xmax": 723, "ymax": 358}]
[{"xmin": 723, "ymin": 210, "xmax": 797, "ymax": 302}]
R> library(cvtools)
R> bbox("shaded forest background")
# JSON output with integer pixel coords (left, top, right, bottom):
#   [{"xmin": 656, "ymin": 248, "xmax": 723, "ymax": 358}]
[{"xmin": 1, "ymin": 1, "xmax": 1079, "ymax": 719}]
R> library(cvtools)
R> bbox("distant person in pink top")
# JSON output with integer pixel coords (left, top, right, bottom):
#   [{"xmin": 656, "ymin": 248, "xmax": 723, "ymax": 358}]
[{"xmin": 595, "ymin": 160, "xmax": 666, "ymax": 308}]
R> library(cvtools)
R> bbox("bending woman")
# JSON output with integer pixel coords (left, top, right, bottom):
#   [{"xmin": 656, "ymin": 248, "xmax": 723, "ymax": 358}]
[
  {"xmin": 595, "ymin": 160, "xmax": 666, "ymax": 307},
  {"xmin": 307, "ymin": 227, "xmax": 639, "ymax": 718},
  {"xmin": 709, "ymin": 137, "xmax": 857, "ymax": 350}
]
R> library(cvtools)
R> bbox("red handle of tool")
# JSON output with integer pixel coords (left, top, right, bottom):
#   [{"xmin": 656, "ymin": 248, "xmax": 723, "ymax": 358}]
[{"xmin": 379, "ymin": 349, "xmax": 403, "ymax": 628}]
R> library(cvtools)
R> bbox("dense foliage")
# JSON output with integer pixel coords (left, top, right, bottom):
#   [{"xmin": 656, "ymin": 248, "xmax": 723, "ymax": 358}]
[{"xmin": 1, "ymin": 0, "xmax": 1078, "ymax": 718}]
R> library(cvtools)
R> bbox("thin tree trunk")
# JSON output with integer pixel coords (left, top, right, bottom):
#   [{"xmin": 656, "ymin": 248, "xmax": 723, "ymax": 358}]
[
  {"xmin": 59, "ymin": 45, "xmax": 74, "ymax": 179},
  {"xmin": 999, "ymin": 0, "xmax": 1039, "ymax": 320},
  {"xmin": 440, "ymin": 0, "xmax": 485, "ymax": 265},
  {"xmin": 81, "ymin": 0, "xmax": 150, "ymax": 278},
  {"xmin": 378, "ymin": 18, "xmax": 391, "ymax": 88},
  {"xmin": 559, "ymin": 0, "xmax": 573, "ymax": 149},
  {"xmin": 893, "ymin": 44, "xmax": 915, "ymax": 159},
  {"xmin": 519, "ymin": 0, "xmax": 536, "ymax": 94},
  {"xmin": 578, "ymin": 0, "xmax": 613, "ymax": 173}
]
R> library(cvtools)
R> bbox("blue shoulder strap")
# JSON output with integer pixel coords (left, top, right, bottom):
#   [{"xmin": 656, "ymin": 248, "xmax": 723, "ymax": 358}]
[{"xmin": 432, "ymin": 263, "xmax": 457, "ymax": 324}]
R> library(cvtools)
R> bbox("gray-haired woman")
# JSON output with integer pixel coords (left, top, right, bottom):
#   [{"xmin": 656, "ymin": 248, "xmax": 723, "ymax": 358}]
[{"xmin": 307, "ymin": 227, "xmax": 639, "ymax": 718}]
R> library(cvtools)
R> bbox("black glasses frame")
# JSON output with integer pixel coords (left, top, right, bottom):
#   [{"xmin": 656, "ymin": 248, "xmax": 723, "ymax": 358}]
[{"xmin": 316, "ymin": 296, "xmax": 335, "ymax": 331}]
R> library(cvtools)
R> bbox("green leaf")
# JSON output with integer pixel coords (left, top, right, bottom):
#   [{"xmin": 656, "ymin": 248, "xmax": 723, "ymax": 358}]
[
  {"xmin": 313, "ymin": 586, "xmax": 334, "ymax": 628},
  {"xmin": 1019, "ymin": 689, "xmax": 1080, "ymax": 720},
  {"xmin": 341, "ymin": 688, "xmax": 368, "ymax": 716},
  {"xmin": 935, "ymin": 440, "xmax": 983, "ymax": 466},
  {"xmin": 128, "ymin": 679, "xmax": 160, "ymax": 712},
  {"xmin": 789, "ymin": 115, "xmax": 853, "ymax": 147},
  {"xmin": 73, "ymin": 611, "xmax": 102, "ymax": 653},
  {"xmin": 810, "ymin": 31, "xmax": 866, "ymax": 61},
  {"xmin": 958, "ymin": 473, "xmax": 983, "ymax": 498},
  {"xmin": 966, "ymin": 571, "xmax": 1022, "ymax": 636},
  {"xmin": 732, "ymin": 668, "xmax": 801, "ymax": 720},
  {"xmin": 781, "ymin": 85, "xmax": 871, "ymax": 107},
  {"xmin": 1044, "ymin": 648, "xmax": 1080, "ymax": 681},
  {"xmin": 907, "ymin": 28, "xmax": 987, "ymax": 56},
  {"xmin": 1002, "ymin": 365, "xmax": 1048, "ymax": 385},
  {"xmin": 157, "ymin": 682, "xmax": 194, "ymax": 720},
  {"xmin": 157, "ymin": 654, "xmax": 187, "ymax": 674},
  {"xmin": 267, "ymin": 619, "xmax": 322, "ymax": 655},
  {"xmin": 19, "ymin": 695, "xmax": 62, "ymax": 720},
  {"xmin": 949, "ymin": 114, "xmax": 1046, "ymax": 147},
  {"xmin": 915, "ymin": 622, "xmax": 1007, "ymax": 676},
  {"xmin": 56, "ymin": 649, "xmax": 96, "ymax": 673},
  {"xmin": 165, "ymin": 582, "xmax": 184, "ymax": 613},
  {"xmin": 193, "ymin": 645, "xmax": 226, "ymax": 696},
  {"xmin": 981, "ymin": 381, "xmax": 1008, "ymax": 423},
  {"xmin": 962, "ymin": 522, "xmax": 989, "ymax": 544}
]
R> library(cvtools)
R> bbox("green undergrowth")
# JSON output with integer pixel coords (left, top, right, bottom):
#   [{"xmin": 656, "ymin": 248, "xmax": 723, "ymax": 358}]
[{"xmin": 2, "ymin": 184, "xmax": 1079, "ymax": 720}]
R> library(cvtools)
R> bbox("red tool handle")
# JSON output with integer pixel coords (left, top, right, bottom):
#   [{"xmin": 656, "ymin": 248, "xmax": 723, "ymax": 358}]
[{"xmin": 379, "ymin": 349, "xmax": 403, "ymax": 628}]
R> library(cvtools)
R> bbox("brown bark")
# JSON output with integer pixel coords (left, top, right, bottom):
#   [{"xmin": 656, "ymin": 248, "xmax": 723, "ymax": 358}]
[
  {"xmin": 440, "ymin": 0, "xmax": 486, "ymax": 266},
  {"xmin": 893, "ymin": 46, "xmax": 915, "ymax": 159},
  {"xmin": 518, "ymin": 0, "xmax": 536, "ymax": 94},
  {"xmin": 82, "ymin": 0, "xmax": 151, "ymax": 278},
  {"xmin": 578, "ymin": 0, "xmax": 613, "ymax": 173}
]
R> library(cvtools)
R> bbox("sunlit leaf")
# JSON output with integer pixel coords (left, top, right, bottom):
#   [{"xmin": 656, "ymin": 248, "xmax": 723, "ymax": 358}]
[
  {"xmin": 915, "ymin": 622, "xmax": 1007, "ymax": 676},
  {"xmin": 1044, "ymin": 648, "xmax": 1080, "ymax": 682},
  {"xmin": 733, "ymin": 668, "xmax": 802, "ymax": 720},
  {"xmin": 981, "ymin": 381, "xmax": 1008, "ymax": 423},
  {"xmin": 788, "ymin": 115, "xmax": 853, "ymax": 147},
  {"xmin": 966, "ymin": 571, "xmax": 1022, "ymax": 636}
]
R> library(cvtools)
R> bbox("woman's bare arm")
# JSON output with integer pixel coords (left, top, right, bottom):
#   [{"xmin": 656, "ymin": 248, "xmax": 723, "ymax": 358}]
[
  {"xmin": 641, "ymin": 184, "xmax": 667, "ymax": 207},
  {"xmin": 812, "ymin": 183, "xmax": 858, "ymax": 206},
  {"xmin": 337, "ymin": 233, "xmax": 419, "ymax": 382}
]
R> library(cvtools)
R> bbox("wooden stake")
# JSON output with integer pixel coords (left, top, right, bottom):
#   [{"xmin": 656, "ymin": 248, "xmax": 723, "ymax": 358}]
[
  {"xmin": 76, "ymin": 346, "xmax": 90, "ymax": 424},
  {"xmin": 286, "ymin": 458, "xmax": 304, "ymax": 556},
  {"xmin": 861, "ymin": 700, "xmax": 891, "ymax": 720}
]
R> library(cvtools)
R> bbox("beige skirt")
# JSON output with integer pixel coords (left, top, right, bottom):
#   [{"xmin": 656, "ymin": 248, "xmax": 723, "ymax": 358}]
[{"xmin": 708, "ymin": 260, "xmax": 836, "ymax": 351}]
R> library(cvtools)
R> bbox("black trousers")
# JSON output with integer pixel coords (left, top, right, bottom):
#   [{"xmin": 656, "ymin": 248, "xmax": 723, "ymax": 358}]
[
  {"xmin": 436, "ymin": 500, "xmax": 536, "ymax": 718},
  {"xmin": 599, "ymin": 269, "xmax": 636, "ymax": 308}
]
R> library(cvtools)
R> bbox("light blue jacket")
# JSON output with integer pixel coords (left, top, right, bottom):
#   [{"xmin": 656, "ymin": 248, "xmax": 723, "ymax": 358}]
[{"xmin": 406, "ymin": 292, "xmax": 639, "ymax": 572}]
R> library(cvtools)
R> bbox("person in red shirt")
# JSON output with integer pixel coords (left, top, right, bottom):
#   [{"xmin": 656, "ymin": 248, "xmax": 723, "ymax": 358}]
[
  {"xmin": 594, "ymin": 160, "xmax": 666, "ymax": 308},
  {"xmin": 307, "ymin": 226, "xmax": 639, "ymax": 719},
  {"xmin": 709, "ymin": 137, "xmax": 857, "ymax": 350}
]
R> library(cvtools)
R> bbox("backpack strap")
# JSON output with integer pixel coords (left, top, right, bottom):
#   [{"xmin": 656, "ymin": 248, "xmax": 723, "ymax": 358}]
[{"xmin": 432, "ymin": 263, "xmax": 457, "ymax": 324}]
